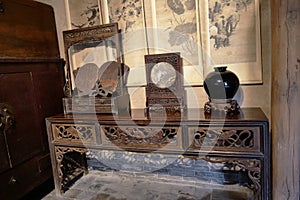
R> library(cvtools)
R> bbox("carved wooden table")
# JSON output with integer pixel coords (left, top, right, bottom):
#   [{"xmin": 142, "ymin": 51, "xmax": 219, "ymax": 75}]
[{"xmin": 46, "ymin": 108, "xmax": 271, "ymax": 199}]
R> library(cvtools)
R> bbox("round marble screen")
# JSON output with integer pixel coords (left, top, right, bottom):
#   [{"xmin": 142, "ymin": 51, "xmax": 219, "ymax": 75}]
[{"xmin": 150, "ymin": 62, "xmax": 176, "ymax": 88}]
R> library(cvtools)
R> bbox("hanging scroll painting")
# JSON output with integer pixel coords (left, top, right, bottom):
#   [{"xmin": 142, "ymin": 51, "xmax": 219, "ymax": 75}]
[
  {"xmin": 100, "ymin": 0, "xmax": 148, "ymax": 86},
  {"xmin": 199, "ymin": 0, "xmax": 262, "ymax": 84},
  {"xmin": 145, "ymin": 0, "xmax": 204, "ymax": 86},
  {"xmin": 66, "ymin": 0, "xmax": 101, "ymax": 29}
]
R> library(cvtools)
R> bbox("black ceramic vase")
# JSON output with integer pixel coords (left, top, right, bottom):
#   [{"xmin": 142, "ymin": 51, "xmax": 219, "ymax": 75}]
[{"xmin": 204, "ymin": 66, "xmax": 240, "ymax": 100}]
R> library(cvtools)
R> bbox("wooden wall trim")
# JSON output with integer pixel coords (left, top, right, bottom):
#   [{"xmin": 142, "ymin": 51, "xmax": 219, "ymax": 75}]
[{"xmin": 271, "ymin": 0, "xmax": 300, "ymax": 199}]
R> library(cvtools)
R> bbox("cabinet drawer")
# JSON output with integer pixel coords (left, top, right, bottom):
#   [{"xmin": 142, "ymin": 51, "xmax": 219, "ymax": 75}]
[
  {"xmin": 52, "ymin": 124, "xmax": 97, "ymax": 145},
  {"xmin": 0, "ymin": 155, "xmax": 51, "ymax": 200},
  {"xmin": 100, "ymin": 125, "xmax": 183, "ymax": 152},
  {"xmin": 187, "ymin": 126, "xmax": 261, "ymax": 153}
]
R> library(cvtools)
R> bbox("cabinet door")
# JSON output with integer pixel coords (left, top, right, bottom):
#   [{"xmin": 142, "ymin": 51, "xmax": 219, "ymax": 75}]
[{"xmin": 0, "ymin": 72, "xmax": 43, "ymax": 166}]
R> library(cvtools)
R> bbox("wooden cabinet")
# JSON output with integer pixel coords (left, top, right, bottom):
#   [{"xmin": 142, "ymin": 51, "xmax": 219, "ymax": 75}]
[
  {"xmin": 0, "ymin": 0, "xmax": 65, "ymax": 199},
  {"xmin": 0, "ymin": 0, "xmax": 60, "ymax": 58},
  {"xmin": 46, "ymin": 108, "xmax": 271, "ymax": 199}
]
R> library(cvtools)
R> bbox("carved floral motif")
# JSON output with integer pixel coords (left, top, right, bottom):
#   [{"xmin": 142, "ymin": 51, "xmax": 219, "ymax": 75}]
[
  {"xmin": 53, "ymin": 125, "xmax": 96, "ymax": 143},
  {"xmin": 146, "ymin": 83, "xmax": 177, "ymax": 95},
  {"xmin": 147, "ymin": 97, "xmax": 181, "ymax": 105},
  {"xmin": 64, "ymin": 26, "xmax": 117, "ymax": 39}
]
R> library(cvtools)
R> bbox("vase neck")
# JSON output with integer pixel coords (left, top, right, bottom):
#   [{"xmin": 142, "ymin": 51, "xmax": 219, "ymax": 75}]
[{"xmin": 214, "ymin": 66, "xmax": 227, "ymax": 72}]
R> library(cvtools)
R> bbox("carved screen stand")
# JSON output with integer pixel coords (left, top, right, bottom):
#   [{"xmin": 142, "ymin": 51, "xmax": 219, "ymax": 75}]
[
  {"xmin": 145, "ymin": 52, "xmax": 186, "ymax": 116},
  {"xmin": 62, "ymin": 23, "xmax": 130, "ymax": 114}
]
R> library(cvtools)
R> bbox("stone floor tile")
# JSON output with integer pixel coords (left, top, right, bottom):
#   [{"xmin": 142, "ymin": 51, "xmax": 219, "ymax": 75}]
[{"xmin": 43, "ymin": 170, "xmax": 253, "ymax": 200}]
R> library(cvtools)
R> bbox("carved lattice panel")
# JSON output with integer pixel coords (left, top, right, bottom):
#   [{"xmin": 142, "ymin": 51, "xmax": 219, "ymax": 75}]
[
  {"xmin": 100, "ymin": 125, "xmax": 182, "ymax": 151},
  {"xmin": 52, "ymin": 124, "xmax": 97, "ymax": 145},
  {"xmin": 204, "ymin": 156, "xmax": 261, "ymax": 199},
  {"xmin": 55, "ymin": 146, "xmax": 88, "ymax": 192},
  {"xmin": 188, "ymin": 126, "xmax": 260, "ymax": 153}
]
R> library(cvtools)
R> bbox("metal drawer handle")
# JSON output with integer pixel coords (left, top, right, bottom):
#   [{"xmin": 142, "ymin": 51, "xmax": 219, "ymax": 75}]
[
  {"xmin": 9, "ymin": 177, "xmax": 17, "ymax": 185},
  {"xmin": 0, "ymin": 103, "xmax": 15, "ymax": 134}
]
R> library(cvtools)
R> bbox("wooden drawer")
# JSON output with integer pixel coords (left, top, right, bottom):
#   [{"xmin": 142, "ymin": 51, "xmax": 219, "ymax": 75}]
[
  {"xmin": 100, "ymin": 125, "xmax": 183, "ymax": 152},
  {"xmin": 187, "ymin": 126, "xmax": 261, "ymax": 154},
  {"xmin": 52, "ymin": 123, "xmax": 97, "ymax": 145},
  {"xmin": 0, "ymin": 155, "xmax": 52, "ymax": 200}
]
